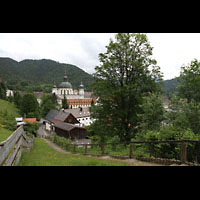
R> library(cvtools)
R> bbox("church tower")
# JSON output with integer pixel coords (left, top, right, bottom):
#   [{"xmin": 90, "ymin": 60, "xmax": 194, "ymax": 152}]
[
  {"xmin": 79, "ymin": 81, "xmax": 84, "ymax": 97},
  {"xmin": 52, "ymin": 82, "xmax": 57, "ymax": 95}
]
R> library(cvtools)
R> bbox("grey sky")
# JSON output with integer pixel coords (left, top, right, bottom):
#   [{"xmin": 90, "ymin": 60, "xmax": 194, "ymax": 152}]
[{"xmin": 0, "ymin": 33, "xmax": 200, "ymax": 80}]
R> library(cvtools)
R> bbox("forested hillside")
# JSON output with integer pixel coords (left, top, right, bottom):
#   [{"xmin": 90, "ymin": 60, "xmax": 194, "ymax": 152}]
[
  {"xmin": 162, "ymin": 78, "xmax": 178, "ymax": 98},
  {"xmin": 0, "ymin": 57, "xmax": 94, "ymax": 92}
]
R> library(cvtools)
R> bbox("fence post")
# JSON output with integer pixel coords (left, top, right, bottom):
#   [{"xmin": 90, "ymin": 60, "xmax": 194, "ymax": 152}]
[
  {"xmin": 102, "ymin": 144, "xmax": 105, "ymax": 156},
  {"xmin": 84, "ymin": 144, "xmax": 87, "ymax": 154},
  {"xmin": 73, "ymin": 144, "xmax": 76, "ymax": 153},
  {"xmin": 181, "ymin": 141, "xmax": 187, "ymax": 164},
  {"xmin": 129, "ymin": 143, "xmax": 133, "ymax": 158}
]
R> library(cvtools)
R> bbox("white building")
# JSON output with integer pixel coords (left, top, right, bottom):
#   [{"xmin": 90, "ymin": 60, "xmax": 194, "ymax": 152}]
[
  {"xmin": 52, "ymin": 74, "xmax": 96, "ymax": 108},
  {"xmin": 52, "ymin": 75, "xmax": 85, "ymax": 104},
  {"xmin": 6, "ymin": 89, "xmax": 14, "ymax": 97}
]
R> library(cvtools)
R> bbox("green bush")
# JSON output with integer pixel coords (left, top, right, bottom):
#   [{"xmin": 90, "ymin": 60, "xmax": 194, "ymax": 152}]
[
  {"xmin": 50, "ymin": 133, "xmax": 72, "ymax": 151},
  {"xmin": 24, "ymin": 122, "xmax": 39, "ymax": 134},
  {"xmin": 134, "ymin": 126, "xmax": 200, "ymax": 161},
  {"xmin": 108, "ymin": 135, "xmax": 121, "ymax": 151},
  {"xmin": 89, "ymin": 135, "xmax": 100, "ymax": 144}
]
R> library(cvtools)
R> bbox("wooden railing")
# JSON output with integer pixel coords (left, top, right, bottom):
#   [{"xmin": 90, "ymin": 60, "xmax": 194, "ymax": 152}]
[
  {"xmin": 48, "ymin": 136, "xmax": 200, "ymax": 165},
  {"xmin": 0, "ymin": 126, "xmax": 34, "ymax": 166}
]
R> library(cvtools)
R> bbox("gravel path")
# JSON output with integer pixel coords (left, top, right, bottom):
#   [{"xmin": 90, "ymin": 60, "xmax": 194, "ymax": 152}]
[
  {"xmin": 37, "ymin": 124, "xmax": 51, "ymax": 138},
  {"xmin": 42, "ymin": 138, "xmax": 164, "ymax": 166}
]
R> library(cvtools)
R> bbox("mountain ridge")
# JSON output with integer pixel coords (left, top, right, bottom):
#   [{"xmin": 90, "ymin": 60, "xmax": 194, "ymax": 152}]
[{"xmin": 0, "ymin": 57, "xmax": 94, "ymax": 92}]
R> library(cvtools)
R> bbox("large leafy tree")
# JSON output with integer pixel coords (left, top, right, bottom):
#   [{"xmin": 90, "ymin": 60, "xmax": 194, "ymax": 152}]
[
  {"xmin": 92, "ymin": 33, "xmax": 163, "ymax": 142},
  {"xmin": 40, "ymin": 94, "xmax": 57, "ymax": 117},
  {"xmin": 139, "ymin": 93, "xmax": 165, "ymax": 132},
  {"xmin": 178, "ymin": 59, "xmax": 200, "ymax": 103},
  {"xmin": 21, "ymin": 93, "xmax": 40, "ymax": 119},
  {"xmin": 174, "ymin": 59, "xmax": 200, "ymax": 134}
]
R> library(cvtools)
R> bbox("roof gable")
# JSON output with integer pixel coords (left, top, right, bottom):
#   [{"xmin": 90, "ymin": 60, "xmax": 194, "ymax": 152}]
[
  {"xmin": 64, "ymin": 107, "xmax": 90, "ymax": 118},
  {"xmin": 54, "ymin": 121, "xmax": 86, "ymax": 131},
  {"xmin": 44, "ymin": 109, "xmax": 59, "ymax": 122},
  {"xmin": 45, "ymin": 109, "xmax": 79, "ymax": 124}
]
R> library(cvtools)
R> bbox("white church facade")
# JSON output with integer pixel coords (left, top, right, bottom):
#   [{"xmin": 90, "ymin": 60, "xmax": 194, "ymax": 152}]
[{"xmin": 52, "ymin": 75, "xmax": 95, "ymax": 108}]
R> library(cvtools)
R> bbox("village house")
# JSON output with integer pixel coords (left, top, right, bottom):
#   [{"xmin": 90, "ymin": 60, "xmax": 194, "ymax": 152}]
[
  {"xmin": 64, "ymin": 107, "xmax": 95, "ymax": 127},
  {"xmin": 6, "ymin": 89, "xmax": 14, "ymax": 97},
  {"xmin": 16, "ymin": 117, "xmax": 37, "ymax": 126},
  {"xmin": 44, "ymin": 109, "xmax": 87, "ymax": 140}
]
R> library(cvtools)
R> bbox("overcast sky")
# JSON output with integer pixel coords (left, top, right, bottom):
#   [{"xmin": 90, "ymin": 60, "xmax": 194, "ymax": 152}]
[{"xmin": 0, "ymin": 33, "xmax": 200, "ymax": 80}]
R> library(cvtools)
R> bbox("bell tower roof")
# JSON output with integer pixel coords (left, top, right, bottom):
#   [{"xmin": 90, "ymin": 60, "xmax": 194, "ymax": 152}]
[
  {"xmin": 58, "ymin": 69, "xmax": 72, "ymax": 88},
  {"xmin": 79, "ymin": 81, "xmax": 84, "ymax": 88}
]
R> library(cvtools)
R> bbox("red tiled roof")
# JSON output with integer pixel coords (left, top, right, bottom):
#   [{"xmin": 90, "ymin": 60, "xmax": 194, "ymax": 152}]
[
  {"xmin": 23, "ymin": 118, "xmax": 37, "ymax": 123},
  {"xmin": 67, "ymin": 98, "xmax": 96, "ymax": 105}
]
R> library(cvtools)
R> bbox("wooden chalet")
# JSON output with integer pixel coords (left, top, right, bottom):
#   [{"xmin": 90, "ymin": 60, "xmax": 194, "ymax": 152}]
[
  {"xmin": 53, "ymin": 120, "xmax": 86, "ymax": 139},
  {"xmin": 44, "ymin": 109, "xmax": 87, "ymax": 140}
]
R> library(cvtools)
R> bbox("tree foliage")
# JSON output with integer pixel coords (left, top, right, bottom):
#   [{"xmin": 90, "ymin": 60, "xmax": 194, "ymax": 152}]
[
  {"xmin": 92, "ymin": 33, "xmax": 163, "ymax": 142},
  {"xmin": 21, "ymin": 93, "xmax": 40, "ymax": 119},
  {"xmin": 40, "ymin": 94, "xmax": 57, "ymax": 117},
  {"xmin": 0, "ymin": 81, "xmax": 6, "ymax": 100},
  {"xmin": 0, "ymin": 58, "xmax": 93, "ymax": 92},
  {"xmin": 62, "ymin": 93, "xmax": 69, "ymax": 109},
  {"xmin": 139, "ymin": 93, "xmax": 165, "ymax": 132},
  {"xmin": 178, "ymin": 59, "xmax": 200, "ymax": 102},
  {"xmin": 13, "ymin": 91, "xmax": 22, "ymax": 109}
]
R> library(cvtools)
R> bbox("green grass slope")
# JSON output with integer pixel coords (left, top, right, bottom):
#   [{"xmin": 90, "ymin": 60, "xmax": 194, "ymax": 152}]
[
  {"xmin": 0, "ymin": 99, "xmax": 21, "ymax": 142},
  {"xmin": 18, "ymin": 138, "xmax": 130, "ymax": 166}
]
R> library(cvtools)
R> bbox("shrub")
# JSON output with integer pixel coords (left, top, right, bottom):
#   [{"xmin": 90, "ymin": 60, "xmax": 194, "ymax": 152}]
[
  {"xmin": 134, "ymin": 126, "xmax": 200, "ymax": 161},
  {"xmin": 24, "ymin": 122, "xmax": 39, "ymax": 135},
  {"xmin": 108, "ymin": 135, "xmax": 120, "ymax": 151}
]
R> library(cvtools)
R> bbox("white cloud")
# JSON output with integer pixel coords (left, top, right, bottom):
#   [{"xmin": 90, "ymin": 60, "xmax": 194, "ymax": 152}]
[
  {"xmin": 1, "ymin": 33, "xmax": 200, "ymax": 80},
  {"xmin": 147, "ymin": 33, "xmax": 200, "ymax": 80}
]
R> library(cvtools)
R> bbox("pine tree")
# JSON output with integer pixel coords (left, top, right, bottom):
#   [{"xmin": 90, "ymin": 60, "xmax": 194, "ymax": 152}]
[{"xmin": 62, "ymin": 93, "xmax": 69, "ymax": 109}]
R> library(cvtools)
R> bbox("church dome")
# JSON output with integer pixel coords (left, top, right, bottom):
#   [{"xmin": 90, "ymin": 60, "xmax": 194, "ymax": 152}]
[
  {"xmin": 58, "ymin": 82, "xmax": 72, "ymax": 88},
  {"xmin": 58, "ymin": 72, "xmax": 72, "ymax": 88},
  {"xmin": 58, "ymin": 74, "xmax": 72, "ymax": 88}
]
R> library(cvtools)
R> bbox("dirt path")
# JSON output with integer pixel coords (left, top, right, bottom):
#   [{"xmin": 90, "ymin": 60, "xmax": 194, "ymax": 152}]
[
  {"xmin": 42, "ymin": 138, "xmax": 164, "ymax": 166},
  {"xmin": 42, "ymin": 138, "xmax": 70, "ymax": 154},
  {"xmin": 37, "ymin": 125, "xmax": 51, "ymax": 138}
]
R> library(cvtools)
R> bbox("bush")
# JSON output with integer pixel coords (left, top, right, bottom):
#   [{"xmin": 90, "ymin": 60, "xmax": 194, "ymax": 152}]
[
  {"xmin": 134, "ymin": 126, "xmax": 200, "ymax": 161},
  {"xmin": 108, "ymin": 135, "xmax": 120, "ymax": 151},
  {"xmin": 24, "ymin": 122, "xmax": 39, "ymax": 135},
  {"xmin": 89, "ymin": 135, "xmax": 100, "ymax": 144},
  {"xmin": 50, "ymin": 133, "xmax": 72, "ymax": 151}
]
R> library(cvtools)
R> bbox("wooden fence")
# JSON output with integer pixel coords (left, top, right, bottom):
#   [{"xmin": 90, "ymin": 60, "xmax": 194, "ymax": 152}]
[
  {"xmin": 0, "ymin": 126, "xmax": 34, "ymax": 166},
  {"xmin": 49, "ymin": 136, "xmax": 200, "ymax": 165}
]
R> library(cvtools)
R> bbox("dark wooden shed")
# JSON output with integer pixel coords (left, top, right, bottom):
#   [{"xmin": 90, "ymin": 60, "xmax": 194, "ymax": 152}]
[{"xmin": 54, "ymin": 120, "xmax": 86, "ymax": 140}]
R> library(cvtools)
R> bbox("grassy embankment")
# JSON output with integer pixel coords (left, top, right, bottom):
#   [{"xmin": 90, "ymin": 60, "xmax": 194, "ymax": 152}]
[
  {"xmin": 0, "ymin": 99, "xmax": 21, "ymax": 142},
  {"xmin": 18, "ymin": 138, "xmax": 130, "ymax": 166}
]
